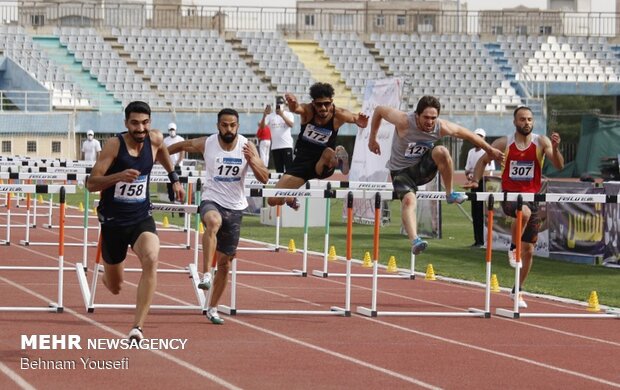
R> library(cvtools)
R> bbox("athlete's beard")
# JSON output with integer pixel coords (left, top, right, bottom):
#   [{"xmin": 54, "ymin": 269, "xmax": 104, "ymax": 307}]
[
  {"xmin": 130, "ymin": 130, "xmax": 147, "ymax": 143},
  {"xmin": 516, "ymin": 124, "xmax": 533, "ymax": 136},
  {"xmin": 219, "ymin": 132, "xmax": 237, "ymax": 144}
]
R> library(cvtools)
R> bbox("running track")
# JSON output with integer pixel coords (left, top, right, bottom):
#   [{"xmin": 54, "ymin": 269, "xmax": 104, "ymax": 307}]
[{"xmin": 0, "ymin": 207, "xmax": 619, "ymax": 390}]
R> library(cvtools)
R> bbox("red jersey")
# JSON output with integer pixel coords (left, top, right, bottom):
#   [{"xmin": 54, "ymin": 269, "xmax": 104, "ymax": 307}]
[
  {"xmin": 501, "ymin": 134, "xmax": 544, "ymax": 193},
  {"xmin": 256, "ymin": 125, "xmax": 271, "ymax": 141}
]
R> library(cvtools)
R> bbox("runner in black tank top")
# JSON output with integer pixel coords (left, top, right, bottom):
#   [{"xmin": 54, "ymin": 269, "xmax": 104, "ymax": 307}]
[{"xmin": 266, "ymin": 82, "xmax": 369, "ymax": 210}]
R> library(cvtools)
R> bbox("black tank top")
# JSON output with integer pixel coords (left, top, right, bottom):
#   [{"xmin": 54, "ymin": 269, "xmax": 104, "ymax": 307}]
[
  {"xmin": 295, "ymin": 109, "xmax": 338, "ymax": 155},
  {"xmin": 98, "ymin": 133, "xmax": 153, "ymax": 226}
]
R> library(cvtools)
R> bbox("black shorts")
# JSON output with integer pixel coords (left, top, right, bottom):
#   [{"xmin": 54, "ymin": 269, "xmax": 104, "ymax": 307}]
[
  {"xmin": 286, "ymin": 148, "xmax": 334, "ymax": 182},
  {"xmin": 199, "ymin": 200, "xmax": 243, "ymax": 256},
  {"xmin": 100, "ymin": 217, "xmax": 157, "ymax": 265},
  {"xmin": 501, "ymin": 201, "xmax": 541, "ymax": 244},
  {"xmin": 390, "ymin": 148, "xmax": 438, "ymax": 200}
]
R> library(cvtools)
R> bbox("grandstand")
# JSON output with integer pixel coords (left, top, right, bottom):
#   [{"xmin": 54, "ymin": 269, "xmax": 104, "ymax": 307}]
[{"xmin": 1, "ymin": 3, "xmax": 619, "ymax": 160}]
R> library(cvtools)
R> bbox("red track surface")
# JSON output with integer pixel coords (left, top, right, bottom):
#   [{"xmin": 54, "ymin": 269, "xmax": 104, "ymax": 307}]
[{"xmin": 1, "ymin": 205, "xmax": 619, "ymax": 390}]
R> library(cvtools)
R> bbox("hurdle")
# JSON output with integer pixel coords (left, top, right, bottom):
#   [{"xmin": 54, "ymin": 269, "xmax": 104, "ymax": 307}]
[
  {"xmin": 217, "ymin": 191, "xmax": 357, "ymax": 317},
  {"xmin": 356, "ymin": 193, "xmax": 496, "ymax": 318},
  {"xmin": 0, "ymin": 185, "xmax": 74, "ymax": 312},
  {"xmin": 74, "ymin": 202, "xmax": 204, "ymax": 313},
  {"xmin": 492, "ymin": 193, "xmax": 620, "ymax": 319}
]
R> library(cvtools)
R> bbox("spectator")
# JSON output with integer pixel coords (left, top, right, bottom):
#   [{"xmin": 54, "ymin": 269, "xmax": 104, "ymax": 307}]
[
  {"xmin": 256, "ymin": 120, "xmax": 271, "ymax": 168},
  {"xmin": 260, "ymin": 97, "xmax": 294, "ymax": 173},
  {"xmin": 81, "ymin": 129, "xmax": 102, "ymax": 162},
  {"xmin": 163, "ymin": 123, "xmax": 185, "ymax": 213},
  {"xmin": 465, "ymin": 128, "xmax": 496, "ymax": 248}
]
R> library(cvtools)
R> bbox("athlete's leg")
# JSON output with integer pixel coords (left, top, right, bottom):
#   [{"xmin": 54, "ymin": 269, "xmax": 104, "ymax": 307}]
[{"xmin": 131, "ymin": 231, "xmax": 159, "ymax": 329}]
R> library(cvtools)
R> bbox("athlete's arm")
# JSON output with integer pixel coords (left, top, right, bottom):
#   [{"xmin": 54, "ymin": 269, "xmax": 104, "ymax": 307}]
[
  {"xmin": 243, "ymin": 141, "xmax": 269, "ymax": 184},
  {"xmin": 442, "ymin": 120, "xmax": 504, "ymax": 162},
  {"xmin": 334, "ymin": 107, "xmax": 369, "ymax": 128},
  {"xmin": 542, "ymin": 132, "xmax": 564, "ymax": 170},
  {"xmin": 86, "ymin": 137, "xmax": 139, "ymax": 193},
  {"xmin": 168, "ymin": 137, "xmax": 206, "ymax": 155},
  {"xmin": 466, "ymin": 137, "xmax": 507, "ymax": 189},
  {"xmin": 368, "ymin": 106, "xmax": 408, "ymax": 155}
]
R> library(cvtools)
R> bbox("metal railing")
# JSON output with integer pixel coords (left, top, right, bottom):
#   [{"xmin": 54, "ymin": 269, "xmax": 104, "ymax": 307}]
[{"xmin": 1, "ymin": 4, "xmax": 618, "ymax": 38}]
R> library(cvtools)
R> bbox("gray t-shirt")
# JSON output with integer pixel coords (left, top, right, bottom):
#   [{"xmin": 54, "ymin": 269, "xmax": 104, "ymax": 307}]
[{"xmin": 387, "ymin": 111, "xmax": 441, "ymax": 171}]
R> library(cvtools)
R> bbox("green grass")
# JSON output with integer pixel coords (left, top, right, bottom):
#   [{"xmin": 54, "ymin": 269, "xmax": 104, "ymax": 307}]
[{"xmin": 58, "ymin": 187, "xmax": 620, "ymax": 308}]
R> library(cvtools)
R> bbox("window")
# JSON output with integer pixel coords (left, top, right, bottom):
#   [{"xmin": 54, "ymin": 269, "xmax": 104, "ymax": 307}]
[
  {"xmin": 30, "ymin": 14, "xmax": 44, "ymax": 26},
  {"xmin": 52, "ymin": 141, "xmax": 61, "ymax": 153},
  {"xmin": 27, "ymin": 140, "xmax": 37, "ymax": 153},
  {"xmin": 1, "ymin": 140, "xmax": 11, "ymax": 153},
  {"xmin": 515, "ymin": 25, "xmax": 528, "ymax": 35},
  {"xmin": 304, "ymin": 14, "xmax": 315, "ymax": 26},
  {"xmin": 375, "ymin": 14, "xmax": 385, "ymax": 27},
  {"xmin": 539, "ymin": 25, "xmax": 552, "ymax": 35},
  {"xmin": 397, "ymin": 15, "xmax": 406, "ymax": 26},
  {"xmin": 491, "ymin": 25, "xmax": 504, "ymax": 35},
  {"xmin": 332, "ymin": 14, "xmax": 353, "ymax": 29}
]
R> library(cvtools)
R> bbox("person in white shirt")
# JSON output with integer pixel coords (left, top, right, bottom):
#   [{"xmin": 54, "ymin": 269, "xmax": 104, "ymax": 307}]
[
  {"xmin": 167, "ymin": 108, "xmax": 269, "ymax": 325},
  {"xmin": 464, "ymin": 128, "xmax": 496, "ymax": 248},
  {"xmin": 81, "ymin": 129, "xmax": 102, "ymax": 161},
  {"xmin": 260, "ymin": 97, "xmax": 294, "ymax": 173},
  {"xmin": 163, "ymin": 123, "xmax": 185, "ymax": 205}
]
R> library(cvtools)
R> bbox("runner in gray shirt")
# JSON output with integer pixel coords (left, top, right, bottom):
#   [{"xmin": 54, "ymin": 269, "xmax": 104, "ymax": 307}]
[{"xmin": 368, "ymin": 95, "xmax": 503, "ymax": 255}]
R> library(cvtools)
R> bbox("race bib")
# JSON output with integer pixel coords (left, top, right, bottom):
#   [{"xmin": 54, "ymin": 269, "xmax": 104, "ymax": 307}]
[
  {"xmin": 301, "ymin": 124, "xmax": 332, "ymax": 145},
  {"xmin": 113, "ymin": 175, "xmax": 147, "ymax": 203},
  {"xmin": 214, "ymin": 157, "xmax": 242, "ymax": 183},
  {"xmin": 404, "ymin": 142, "xmax": 431, "ymax": 159},
  {"xmin": 509, "ymin": 160, "xmax": 535, "ymax": 181}
]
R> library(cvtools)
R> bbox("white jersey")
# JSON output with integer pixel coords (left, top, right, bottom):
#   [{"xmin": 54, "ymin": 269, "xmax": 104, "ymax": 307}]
[
  {"xmin": 163, "ymin": 134, "xmax": 185, "ymax": 166},
  {"xmin": 81, "ymin": 139, "xmax": 101, "ymax": 161},
  {"xmin": 265, "ymin": 111, "xmax": 294, "ymax": 150},
  {"xmin": 465, "ymin": 147, "xmax": 495, "ymax": 175},
  {"xmin": 201, "ymin": 134, "xmax": 249, "ymax": 210}
]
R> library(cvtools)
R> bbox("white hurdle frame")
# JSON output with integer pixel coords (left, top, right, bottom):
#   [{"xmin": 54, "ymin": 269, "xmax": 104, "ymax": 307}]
[
  {"xmin": 0, "ymin": 184, "xmax": 75, "ymax": 312},
  {"xmin": 218, "ymin": 191, "xmax": 360, "ymax": 317},
  {"xmin": 485, "ymin": 192, "xmax": 620, "ymax": 320},
  {"xmin": 74, "ymin": 202, "xmax": 204, "ymax": 313}
]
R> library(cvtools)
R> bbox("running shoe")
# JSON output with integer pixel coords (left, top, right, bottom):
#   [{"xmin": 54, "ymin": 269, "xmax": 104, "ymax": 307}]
[
  {"xmin": 446, "ymin": 191, "xmax": 467, "ymax": 204},
  {"xmin": 206, "ymin": 307, "xmax": 224, "ymax": 325},
  {"xmin": 508, "ymin": 249, "xmax": 523, "ymax": 269},
  {"xmin": 510, "ymin": 292, "xmax": 528, "ymax": 308},
  {"xmin": 411, "ymin": 236, "xmax": 428, "ymax": 255},
  {"xmin": 335, "ymin": 146, "xmax": 350, "ymax": 175},
  {"xmin": 198, "ymin": 272, "xmax": 212, "ymax": 290},
  {"xmin": 286, "ymin": 197, "xmax": 300, "ymax": 211},
  {"xmin": 128, "ymin": 326, "xmax": 144, "ymax": 341}
]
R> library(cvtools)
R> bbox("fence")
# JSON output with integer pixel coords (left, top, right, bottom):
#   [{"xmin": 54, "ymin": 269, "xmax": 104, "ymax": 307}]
[{"xmin": 1, "ymin": 4, "xmax": 618, "ymax": 38}]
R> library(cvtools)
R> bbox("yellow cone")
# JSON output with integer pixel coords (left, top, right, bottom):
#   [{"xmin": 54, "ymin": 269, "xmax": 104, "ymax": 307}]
[
  {"xmin": 491, "ymin": 274, "xmax": 500, "ymax": 293},
  {"xmin": 386, "ymin": 255, "xmax": 398, "ymax": 273},
  {"xmin": 362, "ymin": 251, "xmax": 372, "ymax": 268},
  {"xmin": 163, "ymin": 216, "xmax": 169, "ymax": 228},
  {"xmin": 38, "ymin": 194, "xmax": 44, "ymax": 204},
  {"xmin": 587, "ymin": 291, "xmax": 600, "ymax": 312},
  {"xmin": 328, "ymin": 245, "xmax": 337, "ymax": 261},
  {"xmin": 199, "ymin": 223, "xmax": 204, "ymax": 234},
  {"xmin": 425, "ymin": 264, "xmax": 436, "ymax": 280},
  {"xmin": 78, "ymin": 202, "xmax": 84, "ymax": 212},
  {"xmin": 287, "ymin": 239, "xmax": 296, "ymax": 253}
]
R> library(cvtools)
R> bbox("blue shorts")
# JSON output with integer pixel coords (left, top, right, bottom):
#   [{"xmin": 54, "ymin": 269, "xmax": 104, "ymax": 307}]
[{"xmin": 199, "ymin": 200, "xmax": 243, "ymax": 256}]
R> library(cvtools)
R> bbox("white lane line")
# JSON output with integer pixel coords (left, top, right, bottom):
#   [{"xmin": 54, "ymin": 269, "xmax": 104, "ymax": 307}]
[
  {"xmin": 0, "ymin": 276, "xmax": 241, "ymax": 390},
  {"xmin": 0, "ymin": 361, "xmax": 37, "ymax": 390},
  {"xmin": 225, "ymin": 316, "xmax": 441, "ymax": 389},
  {"xmin": 360, "ymin": 316, "xmax": 620, "ymax": 388}
]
